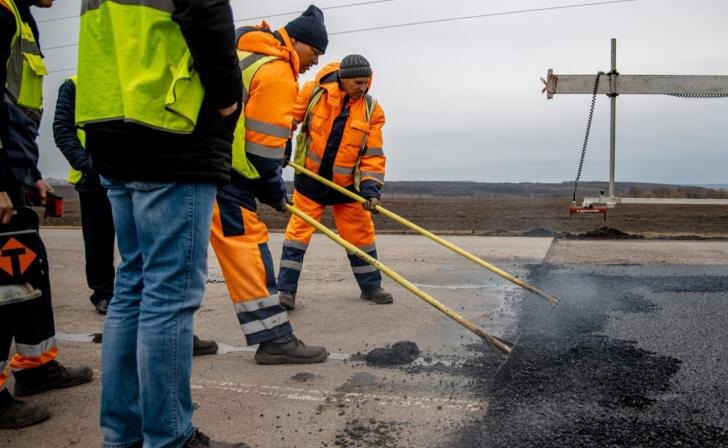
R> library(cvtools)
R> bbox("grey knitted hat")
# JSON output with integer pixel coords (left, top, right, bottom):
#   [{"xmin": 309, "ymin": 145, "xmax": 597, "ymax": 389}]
[{"xmin": 339, "ymin": 54, "xmax": 372, "ymax": 79}]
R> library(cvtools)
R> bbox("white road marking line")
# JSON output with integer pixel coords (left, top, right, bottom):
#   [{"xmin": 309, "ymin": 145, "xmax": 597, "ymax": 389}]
[
  {"xmin": 192, "ymin": 379, "xmax": 484, "ymax": 412},
  {"xmin": 56, "ymin": 331, "xmax": 96, "ymax": 342},
  {"xmin": 56, "ymin": 333, "xmax": 458, "ymax": 365}
]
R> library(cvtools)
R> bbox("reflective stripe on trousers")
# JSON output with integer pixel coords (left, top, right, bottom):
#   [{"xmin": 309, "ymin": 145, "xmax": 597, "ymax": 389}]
[
  {"xmin": 278, "ymin": 190, "xmax": 381, "ymax": 293},
  {"xmin": 210, "ymin": 195, "xmax": 292, "ymax": 345},
  {"xmin": 10, "ymin": 337, "xmax": 58, "ymax": 371},
  {"xmin": 0, "ymin": 205, "xmax": 57, "ymax": 381},
  {"xmin": 0, "ymin": 360, "xmax": 7, "ymax": 392}
]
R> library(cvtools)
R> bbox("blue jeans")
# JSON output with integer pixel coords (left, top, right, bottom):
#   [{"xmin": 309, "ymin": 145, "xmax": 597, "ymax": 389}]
[{"xmin": 99, "ymin": 179, "xmax": 216, "ymax": 448}]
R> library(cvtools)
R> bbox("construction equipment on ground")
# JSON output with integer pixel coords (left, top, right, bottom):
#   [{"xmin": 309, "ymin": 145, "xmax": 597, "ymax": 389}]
[
  {"xmin": 285, "ymin": 203, "xmax": 513, "ymax": 355},
  {"xmin": 288, "ymin": 161, "xmax": 559, "ymax": 306},
  {"xmin": 543, "ymin": 38, "xmax": 728, "ymax": 208},
  {"xmin": 0, "ymin": 208, "xmax": 44, "ymax": 306},
  {"xmin": 569, "ymin": 204, "xmax": 607, "ymax": 222}
]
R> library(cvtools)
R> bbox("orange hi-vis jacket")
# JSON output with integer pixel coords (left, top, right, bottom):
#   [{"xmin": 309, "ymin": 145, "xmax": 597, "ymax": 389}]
[
  {"xmin": 295, "ymin": 62, "xmax": 386, "ymax": 191},
  {"xmin": 235, "ymin": 22, "xmax": 299, "ymax": 177},
  {"xmin": 209, "ymin": 23, "xmax": 301, "ymax": 346}
]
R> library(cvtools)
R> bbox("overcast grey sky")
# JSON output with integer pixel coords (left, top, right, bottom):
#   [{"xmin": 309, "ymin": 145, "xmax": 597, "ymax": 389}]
[{"xmin": 32, "ymin": 0, "xmax": 728, "ymax": 184}]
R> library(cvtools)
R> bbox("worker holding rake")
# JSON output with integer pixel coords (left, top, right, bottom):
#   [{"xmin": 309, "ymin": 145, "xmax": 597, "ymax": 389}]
[
  {"xmin": 278, "ymin": 54, "xmax": 393, "ymax": 309},
  {"xmin": 210, "ymin": 6, "xmax": 329, "ymax": 365}
]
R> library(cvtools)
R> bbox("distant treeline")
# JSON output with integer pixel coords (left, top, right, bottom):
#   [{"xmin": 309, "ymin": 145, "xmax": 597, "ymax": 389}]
[
  {"xmin": 375, "ymin": 181, "xmax": 728, "ymax": 199},
  {"xmin": 49, "ymin": 178, "xmax": 728, "ymax": 199}
]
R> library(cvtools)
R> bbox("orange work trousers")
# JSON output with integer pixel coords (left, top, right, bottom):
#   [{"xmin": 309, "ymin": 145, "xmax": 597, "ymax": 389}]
[
  {"xmin": 210, "ymin": 194, "xmax": 291, "ymax": 345},
  {"xmin": 277, "ymin": 190, "xmax": 381, "ymax": 294}
]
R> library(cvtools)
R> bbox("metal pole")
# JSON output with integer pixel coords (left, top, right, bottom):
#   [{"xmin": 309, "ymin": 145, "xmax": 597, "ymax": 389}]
[{"xmin": 608, "ymin": 38, "xmax": 617, "ymax": 203}]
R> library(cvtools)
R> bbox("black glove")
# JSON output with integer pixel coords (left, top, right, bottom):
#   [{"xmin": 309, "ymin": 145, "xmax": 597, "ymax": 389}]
[
  {"xmin": 271, "ymin": 193, "xmax": 293, "ymax": 212},
  {"xmin": 361, "ymin": 197, "xmax": 380, "ymax": 214},
  {"xmin": 281, "ymin": 139, "xmax": 292, "ymax": 168}
]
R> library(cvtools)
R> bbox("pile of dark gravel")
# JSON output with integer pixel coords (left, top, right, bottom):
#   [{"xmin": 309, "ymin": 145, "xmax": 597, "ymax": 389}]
[
  {"xmin": 366, "ymin": 341, "xmax": 420, "ymax": 367},
  {"xmin": 452, "ymin": 265, "xmax": 728, "ymax": 448}
]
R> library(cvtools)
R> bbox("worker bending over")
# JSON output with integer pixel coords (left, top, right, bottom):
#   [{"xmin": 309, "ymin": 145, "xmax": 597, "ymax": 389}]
[
  {"xmin": 277, "ymin": 54, "xmax": 392, "ymax": 310},
  {"xmin": 210, "ymin": 5, "xmax": 329, "ymax": 364}
]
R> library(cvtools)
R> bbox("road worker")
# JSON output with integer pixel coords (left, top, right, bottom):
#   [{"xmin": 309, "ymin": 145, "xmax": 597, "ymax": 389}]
[
  {"xmin": 210, "ymin": 5, "xmax": 329, "ymax": 364},
  {"xmin": 0, "ymin": 0, "xmax": 93, "ymax": 430},
  {"xmin": 277, "ymin": 54, "xmax": 393, "ymax": 310},
  {"xmin": 76, "ymin": 0, "xmax": 247, "ymax": 445}
]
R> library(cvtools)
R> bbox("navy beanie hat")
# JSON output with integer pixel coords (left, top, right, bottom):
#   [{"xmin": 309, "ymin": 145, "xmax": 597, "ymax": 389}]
[{"xmin": 285, "ymin": 5, "xmax": 328, "ymax": 53}]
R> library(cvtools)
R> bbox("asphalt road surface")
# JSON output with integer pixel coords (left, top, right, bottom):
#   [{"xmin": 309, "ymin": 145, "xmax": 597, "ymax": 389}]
[
  {"xmin": 2, "ymin": 230, "xmax": 727, "ymax": 447},
  {"xmin": 451, "ymin": 263, "xmax": 728, "ymax": 448}
]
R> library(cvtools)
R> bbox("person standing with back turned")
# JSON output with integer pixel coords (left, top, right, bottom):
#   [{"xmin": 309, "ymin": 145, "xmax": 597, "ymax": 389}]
[{"xmin": 76, "ymin": 0, "xmax": 247, "ymax": 446}]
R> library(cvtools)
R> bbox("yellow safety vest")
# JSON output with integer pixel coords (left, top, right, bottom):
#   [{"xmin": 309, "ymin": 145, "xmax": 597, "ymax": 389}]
[
  {"xmin": 66, "ymin": 76, "xmax": 86, "ymax": 185},
  {"xmin": 75, "ymin": 0, "xmax": 204, "ymax": 133},
  {"xmin": 232, "ymin": 50, "xmax": 280, "ymax": 179},
  {"xmin": 2, "ymin": 0, "xmax": 47, "ymax": 111}
]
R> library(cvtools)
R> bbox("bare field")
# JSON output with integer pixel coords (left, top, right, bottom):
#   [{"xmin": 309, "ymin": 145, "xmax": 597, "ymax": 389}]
[{"xmin": 43, "ymin": 188, "xmax": 728, "ymax": 238}]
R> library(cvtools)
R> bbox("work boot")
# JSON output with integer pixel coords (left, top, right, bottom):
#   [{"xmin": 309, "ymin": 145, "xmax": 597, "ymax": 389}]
[
  {"xmin": 185, "ymin": 429, "xmax": 250, "ymax": 448},
  {"xmin": 360, "ymin": 287, "xmax": 394, "ymax": 304},
  {"xmin": 94, "ymin": 298, "xmax": 110, "ymax": 315},
  {"xmin": 13, "ymin": 360, "xmax": 93, "ymax": 397},
  {"xmin": 254, "ymin": 333, "xmax": 328, "ymax": 365},
  {"xmin": 0, "ymin": 390, "xmax": 49, "ymax": 429},
  {"xmin": 278, "ymin": 291, "xmax": 296, "ymax": 310},
  {"xmin": 193, "ymin": 335, "xmax": 218, "ymax": 357}
]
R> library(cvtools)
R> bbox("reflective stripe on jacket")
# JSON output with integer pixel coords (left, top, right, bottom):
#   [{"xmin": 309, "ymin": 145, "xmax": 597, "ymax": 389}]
[
  {"xmin": 293, "ymin": 62, "xmax": 386, "ymax": 189},
  {"xmin": 75, "ymin": 0, "xmax": 204, "ymax": 133},
  {"xmin": 2, "ymin": 0, "xmax": 46, "ymax": 111},
  {"xmin": 232, "ymin": 23, "xmax": 299, "ymax": 180}
]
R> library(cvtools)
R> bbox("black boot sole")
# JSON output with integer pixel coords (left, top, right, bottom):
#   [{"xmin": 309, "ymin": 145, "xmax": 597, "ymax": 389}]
[
  {"xmin": 280, "ymin": 302, "xmax": 295, "ymax": 311},
  {"xmin": 360, "ymin": 296, "xmax": 394, "ymax": 304},
  {"xmin": 254, "ymin": 351, "xmax": 329, "ymax": 365},
  {"xmin": 14, "ymin": 370, "xmax": 94, "ymax": 397},
  {"xmin": 193, "ymin": 346, "xmax": 218, "ymax": 357},
  {"xmin": 0, "ymin": 408, "xmax": 50, "ymax": 429}
]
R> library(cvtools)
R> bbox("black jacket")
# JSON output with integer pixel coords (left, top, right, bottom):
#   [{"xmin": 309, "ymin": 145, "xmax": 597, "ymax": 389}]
[
  {"xmin": 53, "ymin": 79, "xmax": 103, "ymax": 192},
  {"xmin": 2, "ymin": 0, "xmax": 43, "ymax": 191},
  {"xmin": 84, "ymin": 0, "xmax": 243, "ymax": 185},
  {"xmin": 0, "ymin": 5, "xmax": 16, "ymax": 193}
]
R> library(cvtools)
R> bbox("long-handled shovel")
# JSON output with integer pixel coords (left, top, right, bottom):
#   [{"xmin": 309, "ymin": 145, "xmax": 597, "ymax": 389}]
[
  {"xmin": 285, "ymin": 203, "xmax": 513, "ymax": 355},
  {"xmin": 288, "ymin": 161, "xmax": 558, "ymax": 306}
]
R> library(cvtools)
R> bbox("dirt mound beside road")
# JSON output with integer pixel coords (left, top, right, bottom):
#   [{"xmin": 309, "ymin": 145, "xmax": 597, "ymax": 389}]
[
  {"xmin": 567, "ymin": 226, "xmax": 644, "ymax": 239},
  {"xmin": 46, "ymin": 192, "xmax": 728, "ymax": 239}
]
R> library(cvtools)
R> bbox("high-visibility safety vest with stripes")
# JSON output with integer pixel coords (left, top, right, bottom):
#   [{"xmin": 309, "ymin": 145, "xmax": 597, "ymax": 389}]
[
  {"xmin": 1, "ymin": 0, "xmax": 47, "ymax": 111},
  {"xmin": 66, "ymin": 76, "xmax": 86, "ymax": 185},
  {"xmin": 232, "ymin": 50, "xmax": 284, "ymax": 180},
  {"xmin": 75, "ymin": 0, "xmax": 204, "ymax": 134},
  {"xmin": 294, "ymin": 86, "xmax": 377, "ymax": 188}
]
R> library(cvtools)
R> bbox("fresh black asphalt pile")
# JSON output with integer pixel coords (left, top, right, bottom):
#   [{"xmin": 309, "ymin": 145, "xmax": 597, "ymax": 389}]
[
  {"xmin": 453, "ymin": 264, "xmax": 728, "ymax": 448},
  {"xmin": 366, "ymin": 341, "xmax": 420, "ymax": 367}
]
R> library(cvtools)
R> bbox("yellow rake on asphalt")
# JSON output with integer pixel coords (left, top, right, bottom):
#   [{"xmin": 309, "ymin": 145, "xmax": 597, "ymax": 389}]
[
  {"xmin": 285, "ymin": 203, "xmax": 513, "ymax": 355},
  {"xmin": 288, "ymin": 161, "xmax": 559, "ymax": 306}
]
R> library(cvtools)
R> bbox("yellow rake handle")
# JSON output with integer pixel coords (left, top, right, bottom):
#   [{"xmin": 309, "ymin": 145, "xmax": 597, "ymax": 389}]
[
  {"xmin": 285, "ymin": 203, "xmax": 512, "ymax": 355},
  {"xmin": 288, "ymin": 161, "xmax": 558, "ymax": 306}
]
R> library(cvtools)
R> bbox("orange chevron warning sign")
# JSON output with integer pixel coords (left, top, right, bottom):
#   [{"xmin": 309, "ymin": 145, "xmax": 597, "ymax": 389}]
[{"xmin": 0, "ymin": 237, "xmax": 38, "ymax": 277}]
